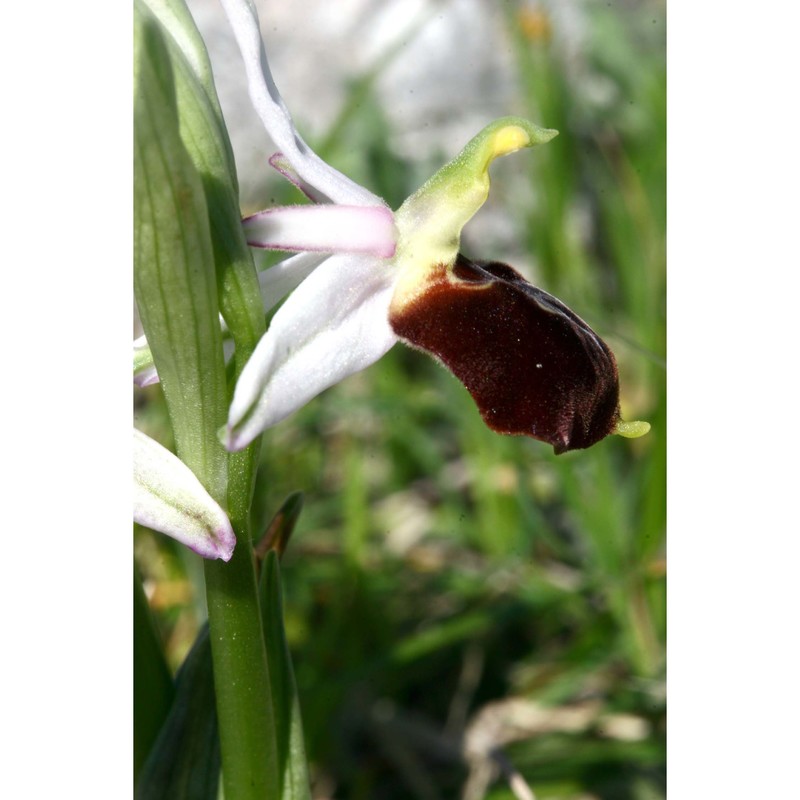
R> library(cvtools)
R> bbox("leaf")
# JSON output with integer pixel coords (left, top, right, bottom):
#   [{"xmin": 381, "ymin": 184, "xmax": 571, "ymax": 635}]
[
  {"xmin": 140, "ymin": 0, "xmax": 233, "ymax": 171},
  {"xmin": 254, "ymin": 491, "xmax": 305, "ymax": 563},
  {"xmin": 135, "ymin": 625, "xmax": 221, "ymax": 800},
  {"xmin": 134, "ymin": 0, "xmax": 228, "ymax": 497},
  {"xmin": 142, "ymin": 0, "xmax": 265, "ymax": 376},
  {"xmin": 139, "ymin": 0, "xmax": 267, "ymax": 524}
]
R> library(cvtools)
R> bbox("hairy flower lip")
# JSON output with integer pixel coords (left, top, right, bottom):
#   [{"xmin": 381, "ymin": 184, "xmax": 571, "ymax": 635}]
[{"xmin": 390, "ymin": 254, "xmax": 621, "ymax": 454}]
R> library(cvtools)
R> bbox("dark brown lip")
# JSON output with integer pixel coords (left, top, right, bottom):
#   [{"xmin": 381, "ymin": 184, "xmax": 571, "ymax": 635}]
[{"xmin": 389, "ymin": 254, "xmax": 621, "ymax": 454}]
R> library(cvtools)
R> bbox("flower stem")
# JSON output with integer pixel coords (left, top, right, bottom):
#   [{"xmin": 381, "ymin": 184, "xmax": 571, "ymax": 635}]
[{"xmin": 204, "ymin": 534, "xmax": 280, "ymax": 800}]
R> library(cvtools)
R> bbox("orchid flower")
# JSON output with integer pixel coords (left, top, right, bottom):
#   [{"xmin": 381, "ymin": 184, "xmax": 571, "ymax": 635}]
[
  {"xmin": 135, "ymin": 0, "xmax": 648, "ymax": 457},
  {"xmin": 216, "ymin": 0, "xmax": 649, "ymax": 455},
  {"xmin": 133, "ymin": 429, "xmax": 235, "ymax": 561}
]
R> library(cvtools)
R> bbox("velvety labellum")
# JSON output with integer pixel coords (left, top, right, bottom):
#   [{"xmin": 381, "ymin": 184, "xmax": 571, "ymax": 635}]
[{"xmin": 389, "ymin": 255, "xmax": 621, "ymax": 453}]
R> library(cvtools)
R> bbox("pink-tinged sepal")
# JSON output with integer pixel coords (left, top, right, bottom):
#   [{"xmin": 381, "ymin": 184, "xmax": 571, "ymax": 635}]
[
  {"xmin": 390, "ymin": 255, "xmax": 621, "ymax": 454},
  {"xmin": 133, "ymin": 429, "xmax": 236, "ymax": 560},
  {"xmin": 242, "ymin": 204, "xmax": 396, "ymax": 258}
]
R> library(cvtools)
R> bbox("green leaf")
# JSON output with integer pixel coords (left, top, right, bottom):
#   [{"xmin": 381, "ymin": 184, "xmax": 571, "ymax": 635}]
[
  {"xmin": 133, "ymin": 568, "xmax": 175, "ymax": 783},
  {"xmin": 139, "ymin": 0, "xmax": 267, "ymax": 535},
  {"xmin": 255, "ymin": 491, "xmax": 305, "ymax": 562},
  {"xmin": 140, "ymin": 0, "xmax": 233, "ymax": 170},
  {"xmin": 260, "ymin": 551, "xmax": 313, "ymax": 800},
  {"xmin": 140, "ymin": 0, "xmax": 265, "ymax": 377},
  {"xmin": 135, "ymin": 624, "xmax": 221, "ymax": 800},
  {"xmin": 134, "ymin": 0, "xmax": 228, "ymax": 498}
]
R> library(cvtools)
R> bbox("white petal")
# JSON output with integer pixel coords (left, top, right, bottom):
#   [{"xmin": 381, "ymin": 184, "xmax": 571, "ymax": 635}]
[
  {"xmin": 219, "ymin": 0, "xmax": 382, "ymax": 207},
  {"xmin": 133, "ymin": 429, "xmax": 235, "ymax": 561},
  {"xmin": 225, "ymin": 254, "xmax": 399, "ymax": 451},
  {"xmin": 243, "ymin": 204, "xmax": 397, "ymax": 257},
  {"xmin": 133, "ymin": 335, "xmax": 159, "ymax": 387},
  {"xmin": 258, "ymin": 251, "xmax": 327, "ymax": 313}
]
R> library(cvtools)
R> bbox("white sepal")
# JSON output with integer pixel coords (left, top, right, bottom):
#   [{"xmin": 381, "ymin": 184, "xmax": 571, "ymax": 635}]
[
  {"xmin": 133, "ymin": 429, "xmax": 236, "ymax": 561},
  {"xmin": 225, "ymin": 253, "xmax": 399, "ymax": 450},
  {"xmin": 218, "ymin": 0, "xmax": 382, "ymax": 207},
  {"xmin": 258, "ymin": 251, "xmax": 328, "ymax": 313}
]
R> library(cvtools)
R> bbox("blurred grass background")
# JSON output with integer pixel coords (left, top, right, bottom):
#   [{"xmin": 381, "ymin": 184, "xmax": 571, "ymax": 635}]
[{"xmin": 134, "ymin": 0, "xmax": 665, "ymax": 797}]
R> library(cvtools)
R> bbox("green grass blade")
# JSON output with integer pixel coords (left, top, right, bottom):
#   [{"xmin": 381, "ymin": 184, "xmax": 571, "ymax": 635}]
[{"xmin": 259, "ymin": 551, "xmax": 313, "ymax": 800}]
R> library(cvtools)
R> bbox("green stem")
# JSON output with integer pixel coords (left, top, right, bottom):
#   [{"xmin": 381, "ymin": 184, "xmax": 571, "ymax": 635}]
[
  {"xmin": 204, "ymin": 531, "xmax": 279, "ymax": 800},
  {"xmin": 202, "ymin": 431, "xmax": 279, "ymax": 800}
]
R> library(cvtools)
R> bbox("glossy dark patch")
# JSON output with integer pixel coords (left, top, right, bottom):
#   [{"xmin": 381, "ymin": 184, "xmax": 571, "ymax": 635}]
[{"xmin": 390, "ymin": 254, "xmax": 620, "ymax": 453}]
